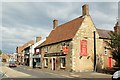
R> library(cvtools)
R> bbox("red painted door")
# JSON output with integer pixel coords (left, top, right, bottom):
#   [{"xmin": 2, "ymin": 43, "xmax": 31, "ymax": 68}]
[{"xmin": 108, "ymin": 57, "xmax": 112, "ymax": 68}]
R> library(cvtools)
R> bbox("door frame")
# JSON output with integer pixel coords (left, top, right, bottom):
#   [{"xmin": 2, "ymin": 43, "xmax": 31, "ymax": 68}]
[{"xmin": 52, "ymin": 57, "xmax": 56, "ymax": 70}]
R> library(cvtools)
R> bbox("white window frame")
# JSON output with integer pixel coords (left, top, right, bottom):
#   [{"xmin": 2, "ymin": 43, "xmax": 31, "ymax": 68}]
[
  {"xmin": 44, "ymin": 58, "xmax": 48, "ymax": 67},
  {"xmin": 60, "ymin": 57, "xmax": 66, "ymax": 68},
  {"xmin": 52, "ymin": 57, "xmax": 56, "ymax": 70},
  {"xmin": 104, "ymin": 48, "xmax": 108, "ymax": 55}
]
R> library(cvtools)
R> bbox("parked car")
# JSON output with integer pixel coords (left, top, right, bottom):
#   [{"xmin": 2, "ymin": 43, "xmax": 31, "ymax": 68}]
[
  {"xmin": 9, "ymin": 61, "xmax": 17, "ymax": 67},
  {"xmin": 112, "ymin": 70, "xmax": 120, "ymax": 80}
]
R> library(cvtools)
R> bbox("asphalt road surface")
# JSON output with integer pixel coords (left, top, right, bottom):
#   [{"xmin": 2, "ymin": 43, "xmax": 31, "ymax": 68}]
[
  {"xmin": 1, "ymin": 63, "xmax": 112, "ymax": 80},
  {"xmin": 9, "ymin": 65, "xmax": 67, "ymax": 78}
]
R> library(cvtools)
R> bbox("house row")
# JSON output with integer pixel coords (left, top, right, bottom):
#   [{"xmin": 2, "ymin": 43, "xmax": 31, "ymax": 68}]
[
  {"xmin": 16, "ymin": 4, "xmax": 120, "ymax": 72},
  {"xmin": 16, "ymin": 38, "xmax": 45, "ymax": 68},
  {"xmin": 0, "ymin": 53, "xmax": 11, "ymax": 62}
]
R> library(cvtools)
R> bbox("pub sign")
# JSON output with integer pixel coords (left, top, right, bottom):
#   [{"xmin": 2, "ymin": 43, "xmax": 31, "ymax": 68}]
[{"xmin": 80, "ymin": 40, "xmax": 87, "ymax": 56}]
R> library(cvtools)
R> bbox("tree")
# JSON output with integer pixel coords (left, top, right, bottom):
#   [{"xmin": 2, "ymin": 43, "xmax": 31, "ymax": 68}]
[
  {"xmin": 0, "ymin": 50, "xmax": 2, "ymax": 55},
  {"xmin": 109, "ymin": 32, "xmax": 120, "ymax": 67}
]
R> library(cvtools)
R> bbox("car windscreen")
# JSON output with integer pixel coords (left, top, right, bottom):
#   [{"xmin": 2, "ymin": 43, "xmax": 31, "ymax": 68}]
[{"xmin": 9, "ymin": 61, "xmax": 16, "ymax": 64}]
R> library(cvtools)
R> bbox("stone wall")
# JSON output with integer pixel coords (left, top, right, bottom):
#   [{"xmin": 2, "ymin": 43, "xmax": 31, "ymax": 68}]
[
  {"xmin": 72, "ymin": 15, "xmax": 100, "ymax": 72},
  {"xmin": 41, "ymin": 41, "xmax": 73, "ymax": 71}
]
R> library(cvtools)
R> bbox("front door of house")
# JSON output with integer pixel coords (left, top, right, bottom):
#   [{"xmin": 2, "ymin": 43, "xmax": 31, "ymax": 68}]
[
  {"xmin": 52, "ymin": 58, "xmax": 56, "ymax": 70},
  {"xmin": 108, "ymin": 57, "xmax": 112, "ymax": 68}
]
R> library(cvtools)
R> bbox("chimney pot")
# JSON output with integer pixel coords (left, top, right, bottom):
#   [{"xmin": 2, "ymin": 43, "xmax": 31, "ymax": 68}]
[
  {"xmin": 82, "ymin": 4, "xmax": 89, "ymax": 16},
  {"xmin": 53, "ymin": 19, "xmax": 58, "ymax": 29}
]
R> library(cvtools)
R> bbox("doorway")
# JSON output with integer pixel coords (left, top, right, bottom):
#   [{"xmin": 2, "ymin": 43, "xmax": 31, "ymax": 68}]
[
  {"xmin": 108, "ymin": 57, "xmax": 112, "ymax": 68},
  {"xmin": 52, "ymin": 58, "xmax": 56, "ymax": 70}
]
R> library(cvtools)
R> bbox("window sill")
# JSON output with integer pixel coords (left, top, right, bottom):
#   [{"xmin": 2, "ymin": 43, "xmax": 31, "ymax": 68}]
[
  {"xmin": 44, "ymin": 66, "xmax": 48, "ymax": 68},
  {"xmin": 60, "ymin": 67, "xmax": 66, "ymax": 69}
]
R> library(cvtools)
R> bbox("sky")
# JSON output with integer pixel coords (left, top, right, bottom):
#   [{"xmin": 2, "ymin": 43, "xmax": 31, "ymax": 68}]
[
  {"xmin": 118, "ymin": 1, "xmax": 120, "ymax": 23},
  {"xmin": 0, "ymin": 1, "xmax": 119, "ymax": 54}
]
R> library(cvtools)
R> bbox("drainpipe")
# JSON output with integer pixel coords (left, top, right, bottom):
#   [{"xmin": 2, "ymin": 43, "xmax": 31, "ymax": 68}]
[{"xmin": 93, "ymin": 31, "xmax": 96, "ymax": 72}]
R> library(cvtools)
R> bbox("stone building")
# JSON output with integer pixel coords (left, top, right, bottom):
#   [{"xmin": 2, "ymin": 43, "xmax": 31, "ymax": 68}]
[{"xmin": 38, "ymin": 4, "xmax": 114, "ymax": 72}]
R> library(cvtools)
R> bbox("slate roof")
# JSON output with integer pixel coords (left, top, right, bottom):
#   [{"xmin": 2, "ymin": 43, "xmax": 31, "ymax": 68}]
[{"xmin": 96, "ymin": 28, "xmax": 112, "ymax": 39}]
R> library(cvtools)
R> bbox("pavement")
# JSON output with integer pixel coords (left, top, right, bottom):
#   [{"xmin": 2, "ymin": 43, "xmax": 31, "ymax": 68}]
[
  {"xmin": 0, "ymin": 66, "xmax": 31, "ymax": 78},
  {"xmin": 0, "ymin": 62, "xmax": 31, "ymax": 78}
]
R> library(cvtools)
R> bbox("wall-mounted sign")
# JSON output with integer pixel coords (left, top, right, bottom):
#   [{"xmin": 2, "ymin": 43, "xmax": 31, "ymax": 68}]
[
  {"xmin": 80, "ymin": 40, "xmax": 87, "ymax": 56},
  {"xmin": 44, "ymin": 52, "xmax": 66, "ymax": 57},
  {"xmin": 62, "ymin": 45, "xmax": 68, "ymax": 54}
]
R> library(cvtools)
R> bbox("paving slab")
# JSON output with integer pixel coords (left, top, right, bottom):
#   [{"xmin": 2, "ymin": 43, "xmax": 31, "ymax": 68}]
[{"xmin": 0, "ymin": 66, "xmax": 31, "ymax": 78}]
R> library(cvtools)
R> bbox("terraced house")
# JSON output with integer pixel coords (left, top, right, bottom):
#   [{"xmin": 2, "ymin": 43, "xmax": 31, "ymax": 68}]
[
  {"xmin": 37, "ymin": 4, "xmax": 115, "ymax": 72},
  {"xmin": 16, "ymin": 40, "xmax": 34, "ymax": 66}
]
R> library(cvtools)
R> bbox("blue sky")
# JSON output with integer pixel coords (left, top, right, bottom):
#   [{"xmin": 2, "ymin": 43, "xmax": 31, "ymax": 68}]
[{"xmin": 0, "ymin": 1, "xmax": 119, "ymax": 53}]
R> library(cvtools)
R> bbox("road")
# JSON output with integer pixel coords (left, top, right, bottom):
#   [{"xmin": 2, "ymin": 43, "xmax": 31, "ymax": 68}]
[
  {"xmin": 1, "ymin": 62, "xmax": 112, "ymax": 80},
  {"xmin": 11, "ymin": 65, "xmax": 67, "ymax": 78}
]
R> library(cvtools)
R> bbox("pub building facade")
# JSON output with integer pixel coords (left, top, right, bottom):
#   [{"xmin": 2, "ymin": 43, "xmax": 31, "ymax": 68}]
[{"xmin": 39, "ymin": 4, "xmax": 115, "ymax": 72}]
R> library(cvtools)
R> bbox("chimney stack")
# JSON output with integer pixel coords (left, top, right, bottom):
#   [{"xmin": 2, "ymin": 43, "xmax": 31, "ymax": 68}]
[
  {"xmin": 82, "ymin": 4, "xmax": 89, "ymax": 16},
  {"xmin": 53, "ymin": 19, "xmax": 58, "ymax": 29},
  {"xmin": 36, "ymin": 37, "xmax": 42, "ymax": 42}
]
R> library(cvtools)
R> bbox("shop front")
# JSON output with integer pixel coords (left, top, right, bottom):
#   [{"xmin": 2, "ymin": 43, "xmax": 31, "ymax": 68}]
[
  {"xmin": 32, "ymin": 54, "xmax": 41, "ymax": 68},
  {"xmin": 44, "ymin": 52, "xmax": 66, "ymax": 70}
]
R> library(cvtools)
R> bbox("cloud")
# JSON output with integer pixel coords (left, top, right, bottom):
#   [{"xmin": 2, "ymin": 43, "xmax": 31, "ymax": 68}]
[
  {"xmin": 118, "ymin": 2, "xmax": 120, "ymax": 24},
  {"xmin": 89, "ymin": 2, "xmax": 118, "ymax": 30},
  {"xmin": 2, "ymin": 2, "xmax": 53, "ymax": 28},
  {"xmin": 1, "ymin": 25, "xmax": 51, "ymax": 53},
  {"xmin": 1, "ymin": 2, "xmax": 118, "ymax": 53}
]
